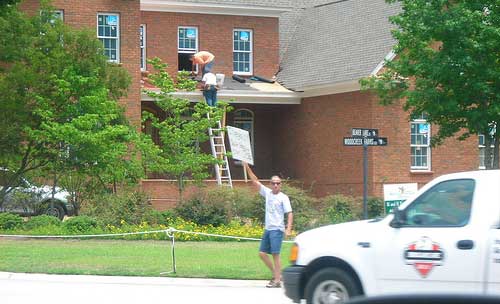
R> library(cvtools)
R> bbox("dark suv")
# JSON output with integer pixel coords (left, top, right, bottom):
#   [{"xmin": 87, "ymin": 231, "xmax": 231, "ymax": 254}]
[{"xmin": 0, "ymin": 169, "xmax": 74, "ymax": 220}]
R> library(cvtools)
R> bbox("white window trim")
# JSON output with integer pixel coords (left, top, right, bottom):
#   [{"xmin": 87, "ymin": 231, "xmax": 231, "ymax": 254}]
[
  {"xmin": 97, "ymin": 13, "xmax": 120, "ymax": 63},
  {"xmin": 178, "ymin": 26, "xmax": 198, "ymax": 72},
  {"xmin": 178, "ymin": 26, "xmax": 198, "ymax": 53},
  {"xmin": 140, "ymin": 24, "xmax": 146, "ymax": 71},
  {"xmin": 478, "ymin": 134, "xmax": 494, "ymax": 170},
  {"xmin": 53, "ymin": 9, "xmax": 64, "ymax": 21},
  {"xmin": 233, "ymin": 29, "xmax": 253, "ymax": 76},
  {"xmin": 410, "ymin": 119, "xmax": 431, "ymax": 171}
]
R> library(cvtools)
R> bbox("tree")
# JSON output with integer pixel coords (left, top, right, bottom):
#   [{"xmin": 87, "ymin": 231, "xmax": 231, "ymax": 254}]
[
  {"xmin": 361, "ymin": 0, "xmax": 500, "ymax": 168},
  {"xmin": 142, "ymin": 57, "xmax": 231, "ymax": 201},
  {"xmin": 0, "ymin": 4, "xmax": 142, "ymax": 209}
]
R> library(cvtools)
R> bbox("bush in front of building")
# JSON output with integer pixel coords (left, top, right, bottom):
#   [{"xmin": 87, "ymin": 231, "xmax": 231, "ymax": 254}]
[
  {"xmin": 0, "ymin": 212, "xmax": 23, "ymax": 230},
  {"xmin": 24, "ymin": 215, "xmax": 61, "ymax": 230},
  {"xmin": 80, "ymin": 189, "xmax": 153, "ymax": 227},
  {"xmin": 62, "ymin": 215, "xmax": 98, "ymax": 233},
  {"xmin": 174, "ymin": 197, "xmax": 229, "ymax": 227}
]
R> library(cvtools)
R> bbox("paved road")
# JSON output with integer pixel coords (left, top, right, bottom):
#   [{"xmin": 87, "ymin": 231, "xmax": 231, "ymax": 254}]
[{"xmin": 0, "ymin": 272, "xmax": 295, "ymax": 304}]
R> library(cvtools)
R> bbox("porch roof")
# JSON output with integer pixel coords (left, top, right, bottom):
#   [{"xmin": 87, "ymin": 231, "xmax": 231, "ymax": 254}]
[{"xmin": 141, "ymin": 74, "xmax": 301, "ymax": 104}]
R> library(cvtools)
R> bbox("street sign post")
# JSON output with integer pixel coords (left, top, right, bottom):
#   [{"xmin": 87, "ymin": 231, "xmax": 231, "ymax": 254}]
[{"xmin": 344, "ymin": 128, "xmax": 388, "ymax": 219}]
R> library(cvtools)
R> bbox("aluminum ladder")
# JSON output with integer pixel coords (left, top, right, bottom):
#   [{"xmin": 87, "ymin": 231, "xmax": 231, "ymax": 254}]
[{"xmin": 208, "ymin": 116, "xmax": 233, "ymax": 187}]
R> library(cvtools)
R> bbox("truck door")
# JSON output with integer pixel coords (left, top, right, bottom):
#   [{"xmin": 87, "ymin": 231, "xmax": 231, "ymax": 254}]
[
  {"xmin": 486, "ymin": 224, "xmax": 500, "ymax": 295},
  {"xmin": 373, "ymin": 178, "xmax": 486, "ymax": 294}
]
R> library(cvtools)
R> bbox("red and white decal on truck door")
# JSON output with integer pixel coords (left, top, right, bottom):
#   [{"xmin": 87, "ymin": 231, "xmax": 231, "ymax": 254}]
[{"xmin": 404, "ymin": 236, "xmax": 445, "ymax": 278}]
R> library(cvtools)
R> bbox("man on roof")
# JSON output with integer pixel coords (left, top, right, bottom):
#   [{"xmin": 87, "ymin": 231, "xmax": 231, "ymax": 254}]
[{"xmin": 190, "ymin": 51, "xmax": 215, "ymax": 77}]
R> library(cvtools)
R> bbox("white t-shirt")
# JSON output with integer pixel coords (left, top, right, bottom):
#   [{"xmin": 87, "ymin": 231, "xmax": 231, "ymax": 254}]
[
  {"xmin": 260, "ymin": 185, "xmax": 292, "ymax": 231},
  {"xmin": 202, "ymin": 73, "xmax": 217, "ymax": 86}
]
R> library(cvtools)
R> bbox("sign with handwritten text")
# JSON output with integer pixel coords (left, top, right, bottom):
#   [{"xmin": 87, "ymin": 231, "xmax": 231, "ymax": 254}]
[{"xmin": 226, "ymin": 126, "xmax": 254, "ymax": 165}]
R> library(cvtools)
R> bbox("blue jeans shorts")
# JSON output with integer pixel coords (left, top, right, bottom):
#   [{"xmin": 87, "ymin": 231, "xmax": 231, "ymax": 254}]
[{"xmin": 259, "ymin": 229, "xmax": 284, "ymax": 254}]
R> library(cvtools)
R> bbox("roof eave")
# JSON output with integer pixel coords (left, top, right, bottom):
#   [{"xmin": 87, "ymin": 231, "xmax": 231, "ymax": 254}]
[
  {"xmin": 140, "ymin": 1, "xmax": 292, "ymax": 17},
  {"xmin": 296, "ymin": 80, "xmax": 361, "ymax": 98},
  {"xmin": 142, "ymin": 89, "xmax": 301, "ymax": 104}
]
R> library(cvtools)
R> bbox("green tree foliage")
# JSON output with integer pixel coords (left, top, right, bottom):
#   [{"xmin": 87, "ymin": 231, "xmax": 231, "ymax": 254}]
[
  {"xmin": 361, "ymin": 0, "xmax": 500, "ymax": 168},
  {"xmin": 0, "ymin": 4, "xmax": 141, "ymax": 208},
  {"xmin": 142, "ymin": 57, "xmax": 231, "ymax": 200}
]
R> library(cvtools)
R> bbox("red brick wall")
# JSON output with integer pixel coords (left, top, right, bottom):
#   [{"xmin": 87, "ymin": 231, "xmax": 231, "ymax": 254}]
[
  {"xmin": 20, "ymin": 0, "xmax": 142, "ymax": 126},
  {"xmin": 140, "ymin": 11, "xmax": 279, "ymax": 79},
  {"xmin": 273, "ymin": 91, "xmax": 479, "ymax": 198}
]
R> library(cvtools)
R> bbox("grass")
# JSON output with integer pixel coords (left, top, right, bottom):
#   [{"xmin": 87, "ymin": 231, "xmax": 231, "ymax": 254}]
[{"xmin": 0, "ymin": 239, "xmax": 293, "ymax": 279}]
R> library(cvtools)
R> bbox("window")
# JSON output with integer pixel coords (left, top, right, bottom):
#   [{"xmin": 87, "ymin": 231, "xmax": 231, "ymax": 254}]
[
  {"xmin": 233, "ymin": 29, "xmax": 252, "ymax": 75},
  {"xmin": 233, "ymin": 109, "xmax": 254, "ymax": 163},
  {"xmin": 52, "ymin": 10, "xmax": 63, "ymax": 22},
  {"xmin": 479, "ymin": 134, "xmax": 495, "ymax": 169},
  {"xmin": 97, "ymin": 13, "xmax": 120, "ymax": 62},
  {"xmin": 411, "ymin": 115, "xmax": 431, "ymax": 170},
  {"xmin": 140, "ymin": 24, "xmax": 146, "ymax": 71},
  {"xmin": 403, "ymin": 179, "xmax": 474, "ymax": 227},
  {"xmin": 178, "ymin": 27, "xmax": 198, "ymax": 72}
]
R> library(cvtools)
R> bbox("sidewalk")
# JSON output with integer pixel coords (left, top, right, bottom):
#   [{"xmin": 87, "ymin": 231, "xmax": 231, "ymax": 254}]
[{"xmin": 0, "ymin": 272, "xmax": 293, "ymax": 304}]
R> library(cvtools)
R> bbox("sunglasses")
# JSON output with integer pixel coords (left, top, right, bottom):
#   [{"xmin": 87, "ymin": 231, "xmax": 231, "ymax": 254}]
[{"xmin": 271, "ymin": 182, "xmax": 281, "ymax": 185}]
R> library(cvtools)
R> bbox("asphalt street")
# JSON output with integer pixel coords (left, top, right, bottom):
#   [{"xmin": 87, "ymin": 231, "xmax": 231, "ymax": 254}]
[{"xmin": 0, "ymin": 272, "xmax": 295, "ymax": 304}]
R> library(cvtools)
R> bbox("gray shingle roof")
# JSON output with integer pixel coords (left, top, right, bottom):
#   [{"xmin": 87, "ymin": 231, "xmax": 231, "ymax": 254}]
[{"xmin": 277, "ymin": 0, "xmax": 400, "ymax": 91}]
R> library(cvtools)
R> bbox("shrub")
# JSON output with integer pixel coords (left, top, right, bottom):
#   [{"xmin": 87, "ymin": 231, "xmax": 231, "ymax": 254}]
[
  {"xmin": 63, "ymin": 215, "xmax": 98, "ymax": 233},
  {"xmin": 144, "ymin": 209, "xmax": 176, "ymax": 226},
  {"xmin": 281, "ymin": 183, "xmax": 323, "ymax": 232},
  {"xmin": 80, "ymin": 189, "xmax": 153, "ymax": 226},
  {"xmin": 24, "ymin": 215, "xmax": 61, "ymax": 230},
  {"xmin": 368, "ymin": 196, "xmax": 385, "ymax": 218},
  {"xmin": 174, "ymin": 197, "xmax": 229, "ymax": 226},
  {"xmin": 0, "ymin": 213, "xmax": 23, "ymax": 230},
  {"xmin": 204, "ymin": 187, "xmax": 263, "ymax": 223},
  {"xmin": 322, "ymin": 194, "xmax": 360, "ymax": 224}
]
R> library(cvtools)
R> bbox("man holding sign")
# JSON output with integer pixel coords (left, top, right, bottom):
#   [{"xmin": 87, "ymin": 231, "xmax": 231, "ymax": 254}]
[{"xmin": 243, "ymin": 162, "xmax": 293, "ymax": 288}]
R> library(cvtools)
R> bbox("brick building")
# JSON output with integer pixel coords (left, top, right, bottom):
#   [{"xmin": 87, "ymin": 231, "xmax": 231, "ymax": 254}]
[{"xmin": 20, "ymin": 0, "xmax": 481, "ymax": 209}]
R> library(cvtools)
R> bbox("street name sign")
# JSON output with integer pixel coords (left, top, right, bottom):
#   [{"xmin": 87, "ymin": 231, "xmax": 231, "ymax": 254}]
[
  {"xmin": 343, "ymin": 137, "xmax": 388, "ymax": 146},
  {"xmin": 352, "ymin": 128, "xmax": 378, "ymax": 138}
]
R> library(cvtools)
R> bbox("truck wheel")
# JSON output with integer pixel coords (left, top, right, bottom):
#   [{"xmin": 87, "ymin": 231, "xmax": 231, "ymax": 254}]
[
  {"xmin": 44, "ymin": 203, "xmax": 65, "ymax": 220},
  {"xmin": 305, "ymin": 268, "xmax": 361, "ymax": 304}
]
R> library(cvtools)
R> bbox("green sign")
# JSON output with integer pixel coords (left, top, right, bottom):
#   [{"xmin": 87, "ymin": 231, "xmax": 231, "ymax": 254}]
[{"xmin": 384, "ymin": 200, "xmax": 405, "ymax": 214}]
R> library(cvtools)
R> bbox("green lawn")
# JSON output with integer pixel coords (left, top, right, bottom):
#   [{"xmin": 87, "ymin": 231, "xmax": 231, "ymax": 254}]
[{"xmin": 0, "ymin": 239, "xmax": 293, "ymax": 279}]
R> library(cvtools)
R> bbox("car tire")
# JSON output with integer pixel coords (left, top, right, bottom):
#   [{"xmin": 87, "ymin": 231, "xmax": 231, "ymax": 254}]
[
  {"xmin": 305, "ymin": 267, "xmax": 361, "ymax": 304},
  {"xmin": 44, "ymin": 202, "xmax": 66, "ymax": 220}
]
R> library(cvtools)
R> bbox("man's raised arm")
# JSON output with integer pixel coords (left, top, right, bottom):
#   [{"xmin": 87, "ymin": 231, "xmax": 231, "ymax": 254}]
[{"xmin": 243, "ymin": 162, "xmax": 261, "ymax": 191}]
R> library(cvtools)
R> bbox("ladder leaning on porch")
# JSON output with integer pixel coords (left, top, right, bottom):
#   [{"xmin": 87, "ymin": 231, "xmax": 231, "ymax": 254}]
[{"xmin": 208, "ymin": 115, "xmax": 233, "ymax": 187}]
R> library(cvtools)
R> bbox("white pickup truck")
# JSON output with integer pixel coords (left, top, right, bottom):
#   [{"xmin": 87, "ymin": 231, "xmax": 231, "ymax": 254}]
[{"xmin": 282, "ymin": 170, "xmax": 500, "ymax": 304}]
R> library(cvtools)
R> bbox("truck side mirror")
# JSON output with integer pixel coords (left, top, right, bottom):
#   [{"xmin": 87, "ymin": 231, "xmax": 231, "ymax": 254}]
[{"xmin": 390, "ymin": 208, "xmax": 405, "ymax": 228}]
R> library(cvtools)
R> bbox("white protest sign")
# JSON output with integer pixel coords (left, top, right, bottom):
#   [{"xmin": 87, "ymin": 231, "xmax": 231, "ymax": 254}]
[{"xmin": 226, "ymin": 126, "xmax": 254, "ymax": 165}]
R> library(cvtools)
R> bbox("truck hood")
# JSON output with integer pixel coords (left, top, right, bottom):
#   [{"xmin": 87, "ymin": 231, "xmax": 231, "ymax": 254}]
[
  {"xmin": 294, "ymin": 218, "xmax": 387, "ymax": 265},
  {"xmin": 36, "ymin": 185, "xmax": 70, "ymax": 203}
]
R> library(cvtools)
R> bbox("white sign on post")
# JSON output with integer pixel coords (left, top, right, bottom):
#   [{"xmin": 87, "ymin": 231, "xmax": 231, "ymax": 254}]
[
  {"xmin": 383, "ymin": 183, "xmax": 418, "ymax": 214},
  {"xmin": 226, "ymin": 126, "xmax": 254, "ymax": 165}
]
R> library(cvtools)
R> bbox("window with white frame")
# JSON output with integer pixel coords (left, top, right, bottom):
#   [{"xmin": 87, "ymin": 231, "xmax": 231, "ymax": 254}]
[
  {"xmin": 97, "ymin": 13, "xmax": 120, "ymax": 62},
  {"xmin": 233, "ymin": 29, "xmax": 252, "ymax": 75},
  {"xmin": 178, "ymin": 26, "xmax": 198, "ymax": 72},
  {"xmin": 40, "ymin": 9, "xmax": 63, "ymax": 25},
  {"xmin": 233, "ymin": 109, "xmax": 254, "ymax": 163},
  {"xmin": 411, "ymin": 115, "xmax": 431, "ymax": 170},
  {"xmin": 479, "ymin": 134, "xmax": 495, "ymax": 169},
  {"xmin": 50, "ymin": 10, "xmax": 63, "ymax": 23},
  {"xmin": 140, "ymin": 24, "xmax": 146, "ymax": 71}
]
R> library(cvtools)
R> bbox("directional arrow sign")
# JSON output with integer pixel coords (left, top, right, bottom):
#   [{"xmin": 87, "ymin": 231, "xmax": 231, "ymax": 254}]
[
  {"xmin": 344, "ymin": 137, "xmax": 388, "ymax": 146},
  {"xmin": 352, "ymin": 128, "xmax": 379, "ymax": 138}
]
